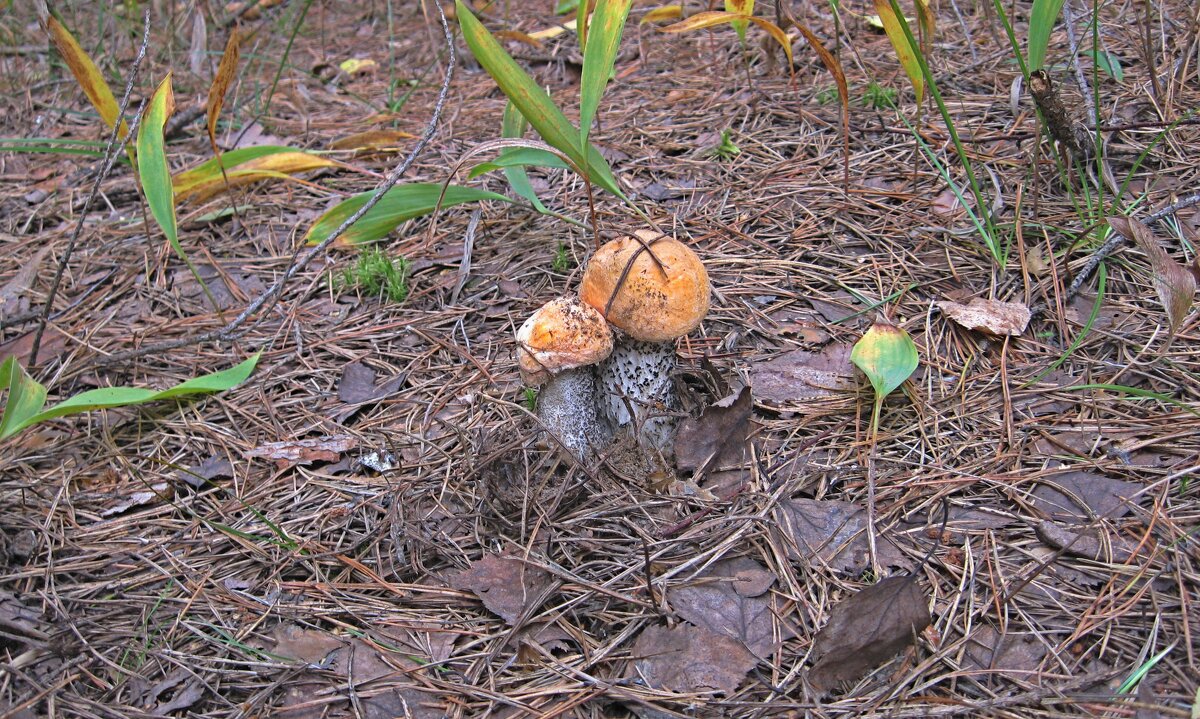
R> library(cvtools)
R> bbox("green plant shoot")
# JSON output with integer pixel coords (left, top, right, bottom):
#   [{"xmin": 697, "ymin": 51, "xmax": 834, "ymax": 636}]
[
  {"xmin": 851, "ymin": 315, "xmax": 919, "ymax": 438},
  {"xmin": 0, "ymin": 354, "xmax": 260, "ymax": 441}
]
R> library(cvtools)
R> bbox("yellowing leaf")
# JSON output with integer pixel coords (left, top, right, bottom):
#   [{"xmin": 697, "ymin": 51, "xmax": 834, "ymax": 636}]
[
  {"xmin": 207, "ymin": 27, "xmax": 241, "ymax": 157},
  {"xmin": 138, "ymin": 74, "xmax": 179, "ymax": 254},
  {"xmin": 580, "ymin": 0, "xmax": 632, "ymax": 151},
  {"xmin": 640, "ymin": 5, "xmax": 682, "ymax": 24},
  {"xmin": 528, "ymin": 18, "xmax": 577, "ymax": 40},
  {"xmin": 851, "ymin": 317, "xmax": 918, "ymax": 402},
  {"xmin": 660, "ymin": 11, "xmax": 793, "ymax": 73},
  {"xmin": 914, "ymin": 0, "xmax": 935, "ymax": 58},
  {"xmin": 339, "ymin": 58, "xmax": 377, "ymax": 75},
  {"xmin": 328, "ymin": 130, "xmax": 416, "ymax": 153},
  {"xmin": 173, "ymin": 151, "xmax": 339, "ymax": 202},
  {"xmin": 873, "ymin": 0, "xmax": 924, "ymax": 103},
  {"xmin": 494, "ymin": 30, "xmax": 545, "ymax": 48},
  {"xmin": 41, "ymin": 12, "xmax": 129, "ymax": 140},
  {"xmin": 725, "ymin": 0, "xmax": 754, "ymax": 43}
]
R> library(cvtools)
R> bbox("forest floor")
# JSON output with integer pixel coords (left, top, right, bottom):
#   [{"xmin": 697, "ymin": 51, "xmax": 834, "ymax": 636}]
[{"xmin": 0, "ymin": 1, "xmax": 1198, "ymax": 717}]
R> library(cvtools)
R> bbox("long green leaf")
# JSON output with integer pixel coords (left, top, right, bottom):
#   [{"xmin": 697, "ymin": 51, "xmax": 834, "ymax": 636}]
[
  {"xmin": 580, "ymin": 0, "xmax": 632, "ymax": 151},
  {"xmin": 455, "ymin": 0, "xmax": 624, "ymax": 199},
  {"xmin": 0, "ymin": 354, "xmax": 259, "ymax": 440},
  {"xmin": 137, "ymin": 74, "xmax": 179, "ymax": 257},
  {"xmin": 304, "ymin": 183, "xmax": 512, "ymax": 246},
  {"xmin": 469, "ymin": 147, "xmax": 571, "ymax": 178},
  {"xmin": 1028, "ymin": 0, "xmax": 1066, "ymax": 71},
  {"xmin": 497, "ymin": 100, "xmax": 551, "ymax": 213}
]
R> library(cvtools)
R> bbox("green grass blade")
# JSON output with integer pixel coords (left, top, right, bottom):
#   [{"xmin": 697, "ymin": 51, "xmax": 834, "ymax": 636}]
[
  {"xmin": 1118, "ymin": 642, "xmax": 1176, "ymax": 693},
  {"xmin": 0, "ymin": 357, "xmax": 50, "ymax": 441},
  {"xmin": 1, "ymin": 354, "xmax": 259, "ymax": 440},
  {"xmin": 1024, "ymin": 262, "xmax": 1106, "ymax": 387},
  {"xmin": 304, "ymin": 183, "xmax": 512, "ymax": 246},
  {"xmin": 455, "ymin": 0, "xmax": 624, "ymax": 199},
  {"xmin": 580, "ymin": 0, "xmax": 631, "ymax": 150},
  {"xmin": 1028, "ymin": 0, "xmax": 1066, "ymax": 71},
  {"xmin": 137, "ymin": 74, "xmax": 180, "ymax": 258},
  {"xmin": 469, "ymin": 147, "xmax": 571, "ymax": 178},
  {"xmin": 497, "ymin": 100, "xmax": 552, "ymax": 213},
  {"xmin": 0, "ymin": 137, "xmax": 132, "ymax": 162}
]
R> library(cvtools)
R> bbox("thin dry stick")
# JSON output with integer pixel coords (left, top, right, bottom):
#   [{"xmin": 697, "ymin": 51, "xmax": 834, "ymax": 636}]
[
  {"xmin": 30, "ymin": 10, "xmax": 152, "ymax": 372},
  {"xmin": 98, "ymin": 3, "xmax": 456, "ymax": 367}
]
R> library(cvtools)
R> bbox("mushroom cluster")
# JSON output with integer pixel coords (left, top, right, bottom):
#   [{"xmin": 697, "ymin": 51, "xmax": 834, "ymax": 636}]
[{"xmin": 516, "ymin": 230, "xmax": 710, "ymax": 463}]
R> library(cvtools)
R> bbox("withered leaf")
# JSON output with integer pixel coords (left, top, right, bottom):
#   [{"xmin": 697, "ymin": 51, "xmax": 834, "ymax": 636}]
[
  {"xmin": 937, "ymin": 297, "xmax": 1031, "ymax": 336},
  {"xmin": 960, "ymin": 625, "xmax": 1047, "ymax": 676},
  {"xmin": 264, "ymin": 625, "xmax": 443, "ymax": 719},
  {"xmin": 751, "ymin": 343, "xmax": 855, "ymax": 405},
  {"xmin": 1109, "ymin": 215, "xmax": 1196, "ymax": 344},
  {"xmin": 675, "ymin": 387, "xmax": 752, "ymax": 475},
  {"xmin": 808, "ymin": 576, "xmax": 930, "ymax": 691},
  {"xmin": 452, "ymin": 553, "xmax": 555, "ymax": 625},
  {"xmin": 671, "ymin": 557, "xmax": 790, "ymax": 659},
  {"xmin": 176, "ymin": 454, "xmax": 234, "ymax": 488},
  {"xmin": 628, "ymin": 623, "xmax": 757, "ymax": 694},
  {"xmin": 1034, "ymin": 520, "xmax": 1138, "ymax": 563},
  {"xmin": 338, "ymin": 360, "xmax": 407, "ymax": 405},
  {"xmin": 1029, "ymin": 471, "xmax": 1139, "ymax": 522},
  {"xmin": 775, "ymin": 498, "xmax": 909, "ymax": 574},
  {"xmin": 245, "ymin": 435, "xmax": 358, "ymax": 468}
]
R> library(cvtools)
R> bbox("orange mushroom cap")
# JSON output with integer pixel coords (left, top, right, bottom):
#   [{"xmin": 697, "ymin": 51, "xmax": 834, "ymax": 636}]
[
  {"xmin": 516, "ymin": 296, "xmax": 614, "ymax": 386},
  {"xmin": 579, "ymin": 231, "xmax": 710, "ymax": 343}
]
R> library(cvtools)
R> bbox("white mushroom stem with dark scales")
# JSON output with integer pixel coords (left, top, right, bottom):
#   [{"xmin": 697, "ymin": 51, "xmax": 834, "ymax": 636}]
[
  {"xmin": 536, "ymin": 368, "xmax": 612, "ymax": 461},
  {"xmin": 597, "ymin": 336, "xmax": 678, "ymax": 453}
]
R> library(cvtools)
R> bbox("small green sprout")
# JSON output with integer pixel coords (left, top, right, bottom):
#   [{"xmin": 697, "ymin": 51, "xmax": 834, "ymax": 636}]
[
  {"xmin": 524, "ymin": 387, "xmax": 538, "ymax": 411},
  {"xmin": 707, "ymin": 129, "xmax": 741, "ymax": 160},
  {"xmin": 815, "ymin": 85, "xmax": 839, "ymax": 105},
  {"xmin": 862, "ymin": 81, "xmax": 898, "ymax": 110},
  {"xmin": 552, "ymin": 243, "xmax": 573, "ymax": 273},
  {"xmin": 333, "ymin": 246, "xmax": 411, "ymax": 303}
]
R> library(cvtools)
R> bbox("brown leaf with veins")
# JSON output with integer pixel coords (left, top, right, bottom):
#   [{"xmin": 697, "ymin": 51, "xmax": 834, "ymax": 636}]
[
  {"xmin": 775, "ymin": 498, "xmax": 910, "ymax": 574},
  {"xmin": 751, "ymin": 344, "xmax": 855, "ymax": 406},
  {"xmin": 451, "ymin": 553, "xmax": 555, "ymax": 625},
  {"xmin": 628, "ymin": 623, "xmax": 757, "ymax": 694},
  {"xmin": 671, "ymin": 556, "xmax": 792, "ymax": 658},
  {"xmin": 675, "ymin": 387, "xmax": 752, "ymax": 475},
  {"xmin": 1109, "ymin": 215, "xmax": 1196, "ymax": 345},
  {"xmin": 938, "ymin": 298, "xmax": 1031, "ymax": 336},
  {"xmin": 808, "ymin": 576, "xmax": 930, "ymax": 691}
]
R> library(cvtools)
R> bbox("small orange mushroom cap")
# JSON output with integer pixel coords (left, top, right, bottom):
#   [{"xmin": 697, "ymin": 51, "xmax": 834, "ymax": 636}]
[
  {"xmin": 517, "ymin": 296, "xmax": 614, "ymax": 386},
  {"xmin": 579, "ymin": 231, "xmax": 710, "ymax": 343}
]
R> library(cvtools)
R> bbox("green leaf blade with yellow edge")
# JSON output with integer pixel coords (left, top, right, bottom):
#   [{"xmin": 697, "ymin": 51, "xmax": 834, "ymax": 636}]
[
  {"xmin": 851, "ymin": 317, "xmax": 919, "ymax": 402},
  {"xmin": 873, "ymin": 0, "xmax": 924, "ymax": 103},
  {"xmin": 580, "ymin": 0, "xmax": 632, "ymax": 152},
  {"xmin": 304, "ymin": 183, "xmax": 512, "ymax": 247}
]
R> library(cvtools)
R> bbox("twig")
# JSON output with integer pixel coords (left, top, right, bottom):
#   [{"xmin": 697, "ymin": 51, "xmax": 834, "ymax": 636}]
[
  {"xmin": 1029, "ymin": 193, "xmax": 1200, "ymax": 320},
  {"xmin": 97, "ymin": 3, "xmax": 457, "ymax": 367},
  {"xmin": 29, "ymin": 10, "xmax": 151, "ymax": 372}
]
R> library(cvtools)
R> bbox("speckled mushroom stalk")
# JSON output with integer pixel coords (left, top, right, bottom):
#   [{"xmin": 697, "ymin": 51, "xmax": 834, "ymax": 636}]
[
  {"xmin": 580, "ymin": 231, "xmax": 710, "ymax": 454},
  {"xmin": 516, "ymin": 297, "xmax": 614, "ymax": 461}
]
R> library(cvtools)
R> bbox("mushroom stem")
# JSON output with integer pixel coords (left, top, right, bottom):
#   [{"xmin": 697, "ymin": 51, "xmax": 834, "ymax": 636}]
[
  {"xmin": 537, "ymin": 367, "xmax": 612, "ymax": 461},
  {"xmin": 598, "ymin": 336, "xmax": 679, "ymax": 453}
]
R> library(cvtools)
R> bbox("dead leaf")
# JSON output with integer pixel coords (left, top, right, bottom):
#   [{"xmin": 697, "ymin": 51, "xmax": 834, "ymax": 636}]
[
  {"xmin": 808, "ymin": 576, "xmax": 930, "ymax": 691},
  {"xmin": 98, "ymin": 482, "xmax": 172, "ymax": 517},
  {"xmin": 628, "ymin": 623, "xmax": 757, "ymax": 694},
  {"xmin": 0, "ymin": 246, "xmax": 51, "ymax": 316},
  {"xmin": 775, "ymin": 498, "xmax": 909, "ymax": 574},
  {"xmin": 937, "ymin": 297, "xmax": 1031, "ymax": 336},
  {"xmin": 1109, "ymin": 215, "xmax": 1196, "ymax": 344},
  {"xmin": 337, "ymin": 360, "xmax": 406, "ymax": 405},
  {"xmin": 675, "ymin": 387, "xmax": 752, "ymax": 476},
  {"xmin": 176, "ymin": 455, "xmax": 234, "ymax": 488},
  {"xmin": 751, "ymin": 344, "xmax": 855, "ymax": 405},
  {"xmin": 1033, "ymin": 520, "xmax": 1139, "ymax": 563},
  {"xmin": 328, "ymin": 129, "xmax": 416, "ymax": 154},
  {"xmin": 960, "ymin": 626, "xmax": 1047, "ymax": 676},
  {"xmin": 451, "ymin": 553, "xmax": 555, "ymax": 625},
  {"xmin": 930, "ymin": 186, "xmax": 972, "ymax": 217},
  {"xmin": 263, "ymin": 625, "xmax": 444, "ymax": 719},
  {"xmin": 0, "ymin": 326, "xmax": 69, "ymax": 366},
  {"xmin": 1029, "ymin": 471, "xmax": 1139, "ymax": 522},
  {"xmin": 671, "ymin": 557, "xmax": 791, "ymax": 659},
  {"xmin": 246, "ymin": 435, "xmax": 358, "ymax": 468},
  {"xmin": 0, "ymin": 591, "xmax": 50, "ymax": 644}
]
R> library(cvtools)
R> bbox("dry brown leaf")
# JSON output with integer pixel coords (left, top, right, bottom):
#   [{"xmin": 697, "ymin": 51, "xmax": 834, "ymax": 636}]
[
  {"xmin": 328, "ymin": 129, "xmax": 417, "ymax": 153},
  {"xmin": 628, "ymin": 623, "xmax": 758, "ymax": 694},
  {"xmin": 775, "ymin": 498, "xmax": 909, "ymax": 574},
  {"xmin": 750, "ymin": 344, "xmax": 855, "ymax": 405},
  {"xmin": 337, "ymin": 360, "xmax": 407, "ymax": 405},
  {"xmin": 1029, "ymin": 470, "xmax": 1140, "ymax": 522},
  {"xmin": 206, "ymin": 26, "xmax": 240, "ymax": 156},
  {"xmin": 961, "ymin": 626, "xmax": 1047, "ymax": 676},
  {"xmin": 938, "ymin": 297, "xmax": 1031, "ymax": 336},
  {"xmin": 674, "ymin": 387, "xmax": 752, "ymax": 475},
  {"xmin": 808, "ymin": 576, "xmax": 930, "ymax": 691},
  {"xmin": 245, "ymin": 435, "xmax": 358, "ymax": 468},
  {"xmin": 671, "ymin": 557, "xmax": 791, "ymax": 659},
  {"xmin": 452, "ymin": 553, "xmax": 555, "ymax": 625},
  {"xmin": 1109, "ymin": 215, "xmax": 1196, "ymax": 344}
]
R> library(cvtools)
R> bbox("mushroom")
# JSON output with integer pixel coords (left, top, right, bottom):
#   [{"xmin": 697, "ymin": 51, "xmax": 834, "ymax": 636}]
[
  {"xmin": 579, "ymin": 230, "xmax": 710, "ymax": 452},
  {"xmin": 516, "ymin": 296, "xmax": 614, "ymax": 460}
]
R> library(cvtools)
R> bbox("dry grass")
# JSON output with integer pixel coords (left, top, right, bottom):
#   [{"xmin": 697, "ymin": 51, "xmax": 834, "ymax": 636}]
[{"xmin": 0, "ymin": 1, "xmax": 1197, "ymax": 717}]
